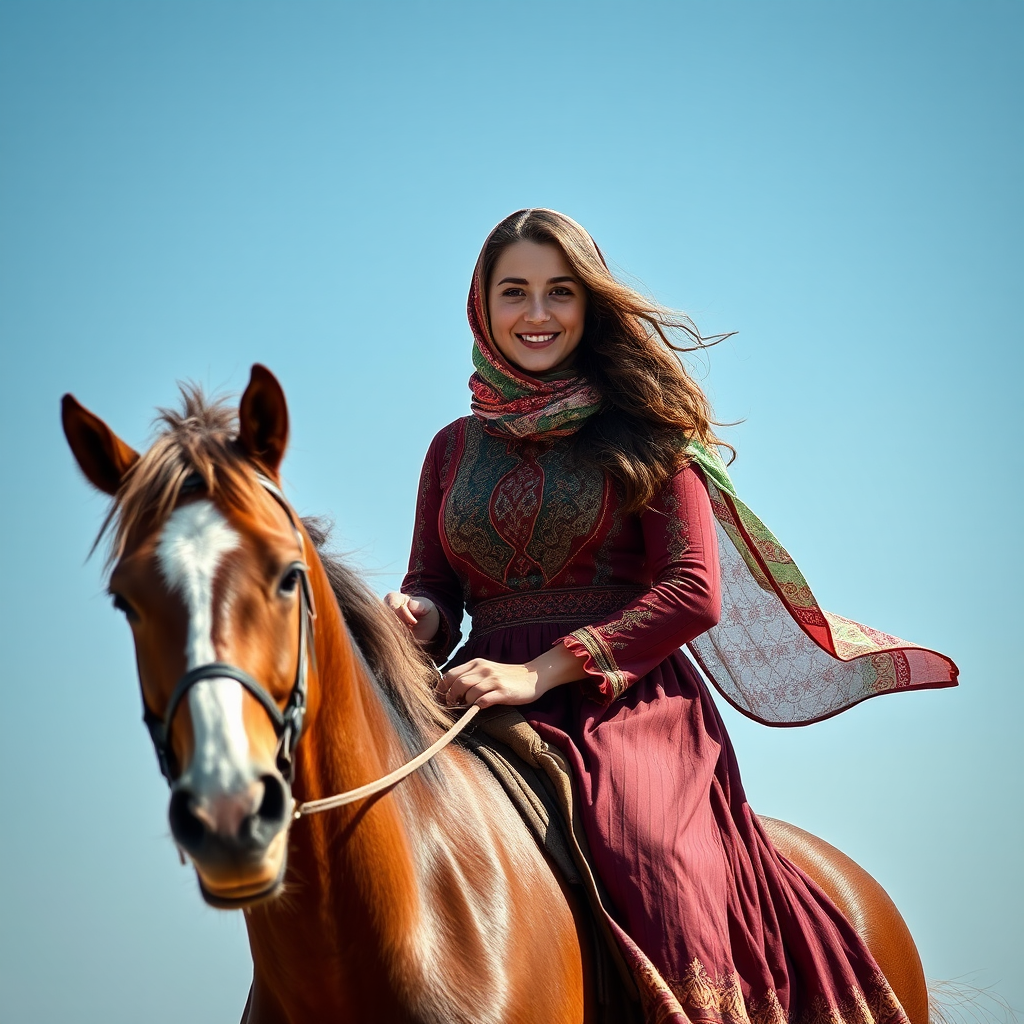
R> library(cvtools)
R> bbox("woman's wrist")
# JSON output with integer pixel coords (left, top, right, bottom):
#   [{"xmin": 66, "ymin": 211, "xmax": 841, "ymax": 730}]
[{"xmin": 525, "ymin": 643, "xmax": 586, "ymax": 698}]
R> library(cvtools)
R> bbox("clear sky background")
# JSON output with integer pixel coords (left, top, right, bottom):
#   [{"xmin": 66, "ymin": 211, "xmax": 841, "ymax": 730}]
[{"xmin": 1, "ymin": 2, "xmax": 1020, "ymax": 1021}]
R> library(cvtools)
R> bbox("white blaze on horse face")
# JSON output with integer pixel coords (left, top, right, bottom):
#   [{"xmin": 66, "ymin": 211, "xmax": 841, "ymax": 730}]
[{"xmin": 157, "ymin": 500, "xmax": 249, "ymax": 791}]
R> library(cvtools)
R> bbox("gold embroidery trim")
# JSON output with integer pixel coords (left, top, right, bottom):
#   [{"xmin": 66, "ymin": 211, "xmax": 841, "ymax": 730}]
[
  {"xmin": 569, "ymin": 626, "xmax": 630, "ymax": 699},
  {"xmin": 668, "ymin": 958, "xmax": 906, "ymax": 1024}
]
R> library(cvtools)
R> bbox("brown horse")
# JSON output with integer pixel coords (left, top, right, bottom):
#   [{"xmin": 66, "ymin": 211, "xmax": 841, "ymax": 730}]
[{"xmin": 61, "ymin": 365, "xmax": 929, "ymax": 1024}]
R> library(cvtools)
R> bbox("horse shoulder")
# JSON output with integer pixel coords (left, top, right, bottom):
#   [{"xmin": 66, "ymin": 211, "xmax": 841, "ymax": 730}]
[{"xmin": 409, "ymin": 745, "xmax": 585, "ymax": 1023}]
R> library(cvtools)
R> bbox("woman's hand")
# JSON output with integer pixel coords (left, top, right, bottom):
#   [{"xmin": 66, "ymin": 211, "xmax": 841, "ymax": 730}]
[
  {"xmin": 383, "ymin": 592, "xmax": 440, "ymax": 644},
  {"xmin": 438, "ymin": 644, "xmax": 585, "ymax": 710}
]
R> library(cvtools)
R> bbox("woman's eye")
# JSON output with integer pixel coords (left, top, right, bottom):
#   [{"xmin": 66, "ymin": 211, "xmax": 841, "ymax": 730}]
[
  {"xmin": 501, "ymin": 288, "xmax": 525, "ymax": 297},
  {"xmin": 551, "ymin": 287, "xmax": 572, "ymax": 296}
]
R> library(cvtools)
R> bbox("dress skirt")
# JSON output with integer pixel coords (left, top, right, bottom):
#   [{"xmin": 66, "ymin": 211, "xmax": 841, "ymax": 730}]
[{"xmin": 450, "ymin": 621, "xmax": 906, "ymax": 1024}]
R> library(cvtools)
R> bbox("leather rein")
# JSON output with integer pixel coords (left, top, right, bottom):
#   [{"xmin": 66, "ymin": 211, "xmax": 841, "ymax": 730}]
[{"xmin": 141, "ymin": 473, "xmax": 477, "ymax": 820}]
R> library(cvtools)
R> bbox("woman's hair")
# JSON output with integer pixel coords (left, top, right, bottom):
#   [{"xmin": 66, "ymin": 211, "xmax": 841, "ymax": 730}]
[{"xmin": 480, "ymin": 208, "xmax": 733, "ymax": 513}]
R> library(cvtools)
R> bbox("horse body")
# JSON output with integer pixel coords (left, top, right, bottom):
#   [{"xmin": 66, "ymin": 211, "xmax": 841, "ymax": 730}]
[
  {"xmin": 238, "ymin": 579, "xmax": 586, "ymax": 1023},
  {"xmin": 246, "ymin": 753, "xmax": 586, "ymax": 1020},
  {"xmin": 61, "ymin": 364, "xmax": 928, "ymax": 1024}
]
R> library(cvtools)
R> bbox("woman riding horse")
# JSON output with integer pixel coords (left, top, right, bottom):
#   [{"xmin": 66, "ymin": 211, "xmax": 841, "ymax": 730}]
[{"xmin": 385, "ymin": 208, "xmax": 958, "ymax": 1023}]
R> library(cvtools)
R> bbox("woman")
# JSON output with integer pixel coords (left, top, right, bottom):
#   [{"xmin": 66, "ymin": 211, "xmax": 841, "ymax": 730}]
[{"xmin": 385, "ymin": 209, "xmax": 957, "ymax": 1023}]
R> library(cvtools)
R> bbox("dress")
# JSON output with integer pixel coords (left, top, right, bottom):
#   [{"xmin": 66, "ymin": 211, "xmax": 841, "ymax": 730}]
[{"xmin": 402, "ymin": 414, "xmax": 907, "ymax": 1024}]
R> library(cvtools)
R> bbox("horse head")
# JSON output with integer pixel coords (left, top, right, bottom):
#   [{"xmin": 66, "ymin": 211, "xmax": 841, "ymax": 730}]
[{"xmin": 62, "ymin": 365, "xmax": 319, "ymax": 908}]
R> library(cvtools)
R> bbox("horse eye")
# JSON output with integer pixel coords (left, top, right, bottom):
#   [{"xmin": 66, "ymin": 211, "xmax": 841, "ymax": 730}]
[
  {"xmin": 111, "ymin": 593, "xmax": 136, "ymax": 619},
  {"xmin": 279, "ymin": 567, "xmax": 301, "ymax": 595}
]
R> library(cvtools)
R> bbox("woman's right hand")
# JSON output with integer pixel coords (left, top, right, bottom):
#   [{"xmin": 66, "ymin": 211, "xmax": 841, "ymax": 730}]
[{"xmin": 383, "ymin": 592, "xmax": 440, "ymax": 644}]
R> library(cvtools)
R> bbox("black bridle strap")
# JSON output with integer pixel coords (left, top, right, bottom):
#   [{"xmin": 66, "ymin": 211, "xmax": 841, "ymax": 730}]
[{"xmin": 160, "ymin": 663, "xmax": 290, "ymax": 737}]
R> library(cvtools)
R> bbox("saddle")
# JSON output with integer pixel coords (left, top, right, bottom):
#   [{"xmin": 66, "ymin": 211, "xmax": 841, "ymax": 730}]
[{"xmin": 464, "ymin": 706, "xmax": 647, "ymax": 1024}]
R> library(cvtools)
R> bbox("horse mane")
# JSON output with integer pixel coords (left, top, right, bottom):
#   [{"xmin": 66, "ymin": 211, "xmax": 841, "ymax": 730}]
[
  {"xmin": 100, "ymin": 383, "xmax": 453, "ymax": 754},
  {"xmin": 96, "ymin": 384, "xmax": 265, "ymax": 567},
  {"xmin": 302, "ymin": 515, "xmax": 455, "ymax": 752}
]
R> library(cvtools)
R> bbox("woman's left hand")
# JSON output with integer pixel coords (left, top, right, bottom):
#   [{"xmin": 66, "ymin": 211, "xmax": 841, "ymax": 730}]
[{"xmin": 438, "ymin": 645, "xmax": 585, "ymax": 709}]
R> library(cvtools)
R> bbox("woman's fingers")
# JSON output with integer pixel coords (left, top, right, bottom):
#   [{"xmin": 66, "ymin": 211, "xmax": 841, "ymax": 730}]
[
  {"xmin": 383, "ymin": 591, "xmax": 418, "ymax": 627},
  {"xmin": 441, "ymin": 661, "xmax": 480, "ymax": 705},
  {"xmin": 441, "ymin": 660, "xmax": 534, "ymax": 708},
  {"xmin": 473, "ymin": 688, "xmax": 508, "ymax": 710},
  {"xmin": 436, "ymin": 653, "xmax": 569, "ymax": 710}
]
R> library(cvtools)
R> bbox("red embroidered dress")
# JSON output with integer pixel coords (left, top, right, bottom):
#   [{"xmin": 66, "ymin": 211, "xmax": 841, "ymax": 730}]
[{"xmin": 402, "ymin": 414, "xmax": 907, "ymax": 1024}]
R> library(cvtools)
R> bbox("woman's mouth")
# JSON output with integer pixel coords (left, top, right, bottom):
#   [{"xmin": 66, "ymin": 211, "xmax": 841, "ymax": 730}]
[{"xmin": 516, "ymin": 332, "xmax": 559, "ymax": 347}]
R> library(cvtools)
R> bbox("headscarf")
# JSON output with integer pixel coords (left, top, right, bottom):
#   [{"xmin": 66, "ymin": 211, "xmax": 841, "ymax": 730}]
[
  {"xmin": 465, "ymin": 214, "xmax": 958, "ymax": 725},
  {"xmin": 467, "ymin": 213, "xmax": 604, "ymax": 440}
]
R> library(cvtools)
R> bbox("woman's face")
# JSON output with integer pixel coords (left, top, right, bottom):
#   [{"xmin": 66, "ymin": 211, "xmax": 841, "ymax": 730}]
[{"xmin": 487, "ymin": 240, "xmax": 587, "ymax": 376}]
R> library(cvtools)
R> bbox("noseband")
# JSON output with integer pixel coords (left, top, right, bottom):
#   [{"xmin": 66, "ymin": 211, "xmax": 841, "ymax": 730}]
[{"xmin": 143, "ymin": 474, "xmax": 316, "ymax": 786}]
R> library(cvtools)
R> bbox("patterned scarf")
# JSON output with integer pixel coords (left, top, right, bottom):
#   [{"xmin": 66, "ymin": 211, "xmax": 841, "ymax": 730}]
[{"xmin": 466, "ymin": 242, "xmax": 958, "ymax": 724}]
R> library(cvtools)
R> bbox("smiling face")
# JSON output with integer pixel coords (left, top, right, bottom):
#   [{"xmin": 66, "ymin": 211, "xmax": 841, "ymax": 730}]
[{"xmin": 487, "ymin": 240, "xmax": 587, "ymax": 376}]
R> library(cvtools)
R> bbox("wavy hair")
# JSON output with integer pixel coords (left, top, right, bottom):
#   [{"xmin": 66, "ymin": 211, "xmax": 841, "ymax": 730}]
[{"xmin": 479, "ymin": 209, "xmax": 734, "ymax": 512}]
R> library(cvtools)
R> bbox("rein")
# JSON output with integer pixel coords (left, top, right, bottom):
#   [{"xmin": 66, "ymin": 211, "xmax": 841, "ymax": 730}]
[
  {"xmin": 143, "ymin": 472, "xmax": 476, "ymax": 816},
  {"xmin": 293, "ymin": 704, "xmax": 479, "ymax": 819}
]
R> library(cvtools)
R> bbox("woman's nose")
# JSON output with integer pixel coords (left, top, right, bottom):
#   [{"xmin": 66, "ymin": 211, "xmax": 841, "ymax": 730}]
[{"xmin": 524, "ymin": 298, "xmax": 551, "ymax": 324}]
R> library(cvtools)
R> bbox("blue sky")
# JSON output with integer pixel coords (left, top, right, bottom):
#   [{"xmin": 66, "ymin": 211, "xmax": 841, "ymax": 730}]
[{"xmin": 1, "ymin": 2, "xmax": 1021, "ymax": 1020}]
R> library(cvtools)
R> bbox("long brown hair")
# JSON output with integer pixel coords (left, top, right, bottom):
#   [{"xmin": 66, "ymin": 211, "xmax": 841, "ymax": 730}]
[{"xmin": 479, "ymin": 208, "xmax": 733, "ymax": 513}]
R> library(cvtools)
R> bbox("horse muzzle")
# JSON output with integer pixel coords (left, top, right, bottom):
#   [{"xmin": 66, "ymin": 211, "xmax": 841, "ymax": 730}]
[{"xmin": 169, "ymin": 772, "xmax": 293, "ymax": 908}]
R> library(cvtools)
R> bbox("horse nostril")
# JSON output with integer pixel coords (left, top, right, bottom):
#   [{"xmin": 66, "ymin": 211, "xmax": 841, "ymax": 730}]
[
  {"xmin": 169, "ymin": 788, "xmax": 205, "ymax": 851},
  {"xmin": 168, "ymin": 776, "xmax": 290, "ymax": 854},
  {"xmin": 257, "ymin": 774, "xmax": 287, "ymax": 825}
]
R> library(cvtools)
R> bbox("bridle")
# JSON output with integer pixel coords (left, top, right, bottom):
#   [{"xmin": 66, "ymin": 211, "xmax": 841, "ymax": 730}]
[
  {"xmin": 141, "ymin": 472, "xmax": 478, "ymax": 818},
  {"xmin": 143, "ymin": 474, "xmax": 315, "ymax": 787}
]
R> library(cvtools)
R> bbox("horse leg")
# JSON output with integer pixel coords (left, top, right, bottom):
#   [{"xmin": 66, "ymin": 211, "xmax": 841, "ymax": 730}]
[{"xmin": 757, "ymin": 816, "xmax": 929, "ymax": 1024}]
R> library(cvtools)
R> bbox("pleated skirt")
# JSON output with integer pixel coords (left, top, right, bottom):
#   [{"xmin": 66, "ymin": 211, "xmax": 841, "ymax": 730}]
[{"xmin": 450, "ymin": 621, "xmax": 907, "ymax": 1024}]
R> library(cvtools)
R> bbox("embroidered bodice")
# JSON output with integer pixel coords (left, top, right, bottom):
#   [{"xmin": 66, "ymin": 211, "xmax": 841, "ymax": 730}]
[{"xmin": 401, "ymin": 417, "xmax": 720, "ymax": 703}]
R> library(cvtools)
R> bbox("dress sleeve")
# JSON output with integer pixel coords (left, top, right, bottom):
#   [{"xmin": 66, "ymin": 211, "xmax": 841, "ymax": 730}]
[
  {"xmin": 561, "ymin": 465, "xmax": 721, "ymax": 705},
  {"xmin": 400, "ymin": 428, "xmax": 465, "ymax": 663}
]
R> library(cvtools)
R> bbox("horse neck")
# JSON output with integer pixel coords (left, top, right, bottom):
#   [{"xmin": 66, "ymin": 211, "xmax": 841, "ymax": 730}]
[{"xmin": 245, "ymin": 562, "xmax": 441, "ymax": 1013}]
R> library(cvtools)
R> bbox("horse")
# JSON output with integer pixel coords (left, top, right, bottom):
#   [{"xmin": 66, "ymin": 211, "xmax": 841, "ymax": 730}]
[{"xmin": 61, "ymin": 364, "xmax": 930, "ymax": 1023}]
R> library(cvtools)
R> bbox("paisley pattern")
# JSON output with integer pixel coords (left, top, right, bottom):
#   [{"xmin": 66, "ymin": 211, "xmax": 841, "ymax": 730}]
[
  {"xmin": 443, "ymin": 418, "xmax": 611, "ymax": 595},
  {"xmin": 442, "ymin": 419, "xmax": 519, "ymax": 592},
  {"xmin": 410, "ymin": 417, "xmax": 722, "ymax": 706}
]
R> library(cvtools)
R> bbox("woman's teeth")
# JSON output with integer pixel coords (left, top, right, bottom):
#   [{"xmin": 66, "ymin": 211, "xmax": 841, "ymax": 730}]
[{"xmin": 518, "ymin": 333, "xmax": 557, "ymax": 343}]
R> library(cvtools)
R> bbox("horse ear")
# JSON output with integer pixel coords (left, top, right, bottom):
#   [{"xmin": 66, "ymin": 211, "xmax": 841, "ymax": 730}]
[
  {"xmin": 238, "ymin": 364, "xmax": 289, "ymax": 477},
  {"xmin": 61, "ymin": 394, "xmax": 140, "ymax": 496}
]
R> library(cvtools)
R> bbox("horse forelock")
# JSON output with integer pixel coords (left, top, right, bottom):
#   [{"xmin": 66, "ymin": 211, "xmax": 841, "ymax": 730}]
[{"xmin": 96, "ymin": 384, "xmax": 265, "ymax": 569}]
